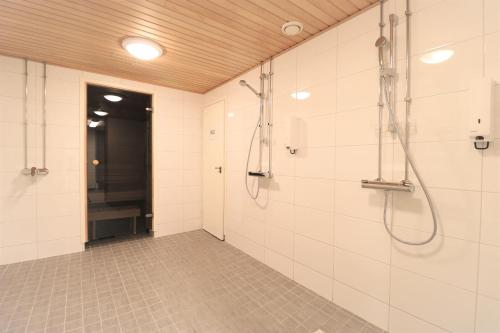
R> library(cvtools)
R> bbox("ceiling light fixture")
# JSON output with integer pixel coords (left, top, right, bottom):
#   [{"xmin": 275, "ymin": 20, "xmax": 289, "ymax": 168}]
[
  {"xmin": 420, "ymin": 49, "xmax": 454, "ymax": 64},
  {"xmin": 87, "ymin": 120, "xmax": 103, "ymax": 128},
  {"xmin": 104, "ymin": 94, "xmax": 122, "ymax": 102},
  {"xmin": 281, "ymin": 21, "xmax": 303, "ymax": 36},
  {"xmin": 121, "ymin": 37, "xmax": 163, "ymax": 61},
  {"xmin": 291, "ymin": 90, "xmax": 311, "ymax": 100},
  {"xmin": 94, "ymin": 110, "xmax": 108, "ymax": 117}
]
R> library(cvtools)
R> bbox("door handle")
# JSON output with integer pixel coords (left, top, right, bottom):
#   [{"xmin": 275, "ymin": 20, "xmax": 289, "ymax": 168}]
[{"xmin": 214, "ymin": 166, "xmax": 222, "ymax": 173}]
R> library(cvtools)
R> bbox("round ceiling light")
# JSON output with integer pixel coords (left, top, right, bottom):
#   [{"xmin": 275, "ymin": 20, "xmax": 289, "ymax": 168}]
[
  {"xmin": 104, "ymin": 94, "xmax": 122, "ymax": 102},
  {"xmin": 281, "ymin": 21, "xmax": 303, "ymax": 36},
  {"xmin": 94, "ymin": 110, "xmax": 108, "ymax": 117},
  {"xmin": 121, "ymin": 37, "xmax": 163, "ymax": 61}
]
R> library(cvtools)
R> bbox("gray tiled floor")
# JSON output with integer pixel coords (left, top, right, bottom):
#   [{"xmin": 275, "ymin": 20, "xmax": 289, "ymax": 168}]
[{"xmin": 0, "ymin": 231, "xmax": 384, "ymax": 333}]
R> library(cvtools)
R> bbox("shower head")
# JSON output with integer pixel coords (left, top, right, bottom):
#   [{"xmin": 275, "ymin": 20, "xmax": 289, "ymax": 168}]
[
  {"xmin": 375, "ymin": 36, "xmax": 388, "ymax": 48},
  {"xmin": 239, "ymin": 80, "xmax": 261, "ymax": 97}
]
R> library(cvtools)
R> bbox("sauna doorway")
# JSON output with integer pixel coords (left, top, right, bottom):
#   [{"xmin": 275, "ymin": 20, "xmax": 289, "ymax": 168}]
[{"xmin": 86, "ymin": 84, "xmax": 152, "ymax": 242}]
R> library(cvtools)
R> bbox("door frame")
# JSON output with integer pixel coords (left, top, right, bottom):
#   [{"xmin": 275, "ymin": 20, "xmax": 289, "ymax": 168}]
[
  {"xmin": 202, "ymin": 98, "xmax": 226, "ymax": 240},
  {"xmin": 79, "ymin": 79, "xmax": 155, "ymax": 243}
]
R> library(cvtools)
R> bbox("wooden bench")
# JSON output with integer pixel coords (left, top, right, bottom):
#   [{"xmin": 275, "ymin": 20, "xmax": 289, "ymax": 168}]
[{"xmin": 88, "ymin": 206, "xmax": 141, "ymax": 240}]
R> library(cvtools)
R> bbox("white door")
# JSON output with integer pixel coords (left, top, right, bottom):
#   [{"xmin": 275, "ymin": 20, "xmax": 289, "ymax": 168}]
[{"xmin": 202, "ymin": 100, "xmax": 225, "ymax": 240}]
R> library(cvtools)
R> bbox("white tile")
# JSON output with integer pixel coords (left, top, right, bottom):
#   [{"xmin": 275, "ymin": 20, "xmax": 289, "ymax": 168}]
[
  {"xmin": 182, "ymin": 186, "xmax": 201, "ymax": 203},
  {"xmin": 0, "ymin": 195, "xmax": 36, "ymax": 222},
  {"xmin": 389, "ymin": 307, "xmax": 448, "ymax": 333},
  {"xmin": 294, "ymin": 234, "xmax": 334, "ymax": 277},
  {"xmin": 409, "ymin": 38, "xmax": 483, "ymax": 99},
  {"xmin": 155, "ymin": 204, "xmax": 183, "ymax": 224},
  {"xmin": 226, "ymin": 230, "xmax": 266, "ymax": 262},
  {"xmin": 0, "ymin": 243, "xmax": 37, "ymax": 265},
  {"xmin": 268, "ymin": 175, "xmax": 295, "ymax": 203},
  {"xmin": 333, "ymin": 281, "xmax": 389, "ymax": 330},
  {"xmin": 407, "ymin": 91, "xmax": 469, "ymax": 142},
  {"xmin": 295, "ymin": 147, "xmax": 335, "ymax": 180},
  {"xmin": 483, "ymin": 140, "xmax": 500, "ymax": 193},
  {"xmin": 157, "ymin": 169, "xmax": 183, "ymax": 188},
  {"xmin": 392, "ymin": 229, "xmax": 479, "ymax": 291},
  {"xmin": 478, "ymin": 244, "xmax": 500, "ymax": 299},
  {"xmin": 294, "ymin": 177, "xmax": 334, "ymax": 211},
  {"xmin": 0, "ymin": 72, "xmax": 24, "ymax": 99},
  {"xmin": 0, "ymin": 96, "xmax": 23, "ymax": 123},
  {"xmin": 335, "ymin": 144, "xmax": 393, "ymax": 182},
  {"xmin": 298, "ymin": 114, "xmax": 335, "ymax": 148},
  {"xmin": 297, "ymin": 47, "xmax": 336, "ymax": 90},
  {"xmin": 394, "ymin": 141, "xmax": 482, "ymax": 191},
  {"xmin": 157, "ymin": 151, "xmax": 183, "ymax": 170},
  {"xmin": 265, "ymin": 200, "xmax": 294, "ymax": 231},
  {"xmin": 476, "ymin": 295, "xmax": 500, "ymax": 333},
  {"xmin": 393, "ymin": 187, "xmax": 481, "ymax": 241},
  {"xmin": 46, "ymin": 78, "xmax": 79, "ymax": 105},
  {"xmin": 0, "ymin": 172, "xmax": 36, "ymax": 197},
  {"xmin": 390, "ymin": 268, "xmax": 476, "ymax": 333},
  {"xmin": 37, "ymin": 215, "xmax": 80, "ymax": 241},
  {"xmin": 157, "ymin": 187, "xmax": 183, "ymax": 205},
  {"xmin": 36, "ymin": 171, "xmax": 79, "ymax": 195},
  {"xmin": 334, "ymin": 214, "xmax": 390, "ymax": 263},
  {"xmin": 334, "ymin": 181, "xmax": 384, "ymax": 222},
  {"xmin": 0, "ymin": 219, "xmax": 37, "ymax": 247},
  {"xmin": 334, "ymin": 248, "xmax": 390, "ymax": 302},
  {"xmin": 485, "ymin": 0, "xmax": 500, "ymax": 34},
  {"xmin": 154, "ymin": 221, "xmax": 183, "ymax": 237},
  {"xmin": 46, "ymin": 101, "xmax": 79, "ymax": 126},
  {"xmin": 265, "ymin": 224, "xmax": 293, "ymax": 258},
  {"xmin": 240, "ymin": 216, "xmax": 265, "ymax": 245},
  {"xmin": 338, "ymin": 69, "xmax": 379, "ymax": 112},
  {"xmin": 481, "ymin": 192, "xmax": 500, "ymax": 247},
  {"xmin": 295, "ymin": 206, "xmax": 334, "ymax": 245},
  {"xmin": 335, "ymin": 107, "xmax": 386, "ymax": 147},
  {"xmin": 45, "ymin": 148, "xmax": 79, "ymax": 171},
  {"xmin": 37, "ymin": 193, "xmax": 79, "ymax": 218},
  {"xmin": 293, "ymin": 262, "xmax": 333, "ymax": 300},
  {"xmin": 37, "ymin": 236, "xmax": 82, "ymax": 259},
  {"xmin": 265, "ymin": 249, "xmax": 293, "ymax": 279},
  {"xmin": 295, "ymin": 82, "xmax": 337, "ymax": 118},
  {"xmin": 338, "ymin": 29, "xmax": 379, "ymax": 78},
  {"xmin": 156, "ymin": 132, "xmax": 183, "ymax": 152},
  {"xmin": 183, "ymin": 218, "xmax": 201, "ymax": 231},
  {"xmin": 182, "ymin": 203, "xmax": 201, "ymax": 220},
  {"xmin": 410, "ymin": 0, "xmax": 482, "ymax": 54}
]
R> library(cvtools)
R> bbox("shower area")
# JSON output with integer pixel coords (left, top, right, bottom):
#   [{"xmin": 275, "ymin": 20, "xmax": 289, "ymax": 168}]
[{"xmin": 86, "ymin": 85, "xmax": 153, "ymax": 242}]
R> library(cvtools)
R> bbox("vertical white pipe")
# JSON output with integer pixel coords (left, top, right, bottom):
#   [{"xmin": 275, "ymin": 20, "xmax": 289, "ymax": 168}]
[
  {"xmin": 42, "ymin": 63, "xmax": 47, "ymax": 170},
  {"xmin": 404, "ymin": 0, "xmax": 412, "ymax": 181},
  {"xmin": 267, "ymin": 58, "xmax": 273, "ymax": 177},
  {"xmin": 23, "ymin": 59, "xmax": 28, "ymax": 171}
]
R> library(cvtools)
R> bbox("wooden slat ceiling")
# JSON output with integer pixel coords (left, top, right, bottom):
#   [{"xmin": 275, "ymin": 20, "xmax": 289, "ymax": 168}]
[{"xmin": 0, "ymin": 0, "xmax": 378, "ymax": 93}]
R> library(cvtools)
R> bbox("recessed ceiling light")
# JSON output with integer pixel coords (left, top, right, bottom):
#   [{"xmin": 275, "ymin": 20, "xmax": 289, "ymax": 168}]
[
  {"xmin": 94, "ymin": 110, "xmax": 108, "ymax": 117},
  {"xmin": 281, "ymin": 21, "xmax": 303, "ymax": 36},
  {"xmin": 122, "ymin": 37, "xmax": 163, "ymax": 61},
  {"xmin": 104, "ymin": 94, "xmax": 122, "ymax": 102},
  {"xmin": 87, "ymin": 120, "xmax": 103, "ymax": 128},
  {"xmin": 420, "ymin": 49, "xmax": 454, "ymax": 64},
  {"xmin": 291, "ymin": 90, "xmax": 311, "ymax": 100}
]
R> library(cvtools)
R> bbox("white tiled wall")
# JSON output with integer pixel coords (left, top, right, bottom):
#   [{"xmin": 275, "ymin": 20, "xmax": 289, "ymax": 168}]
[
  {"xmin": 204, "ymin": 1, "xmax": 500, "ymax": 332},
  {"xmin": 0, "ymin": 56, "xmax": 202, "ymax": 265}
]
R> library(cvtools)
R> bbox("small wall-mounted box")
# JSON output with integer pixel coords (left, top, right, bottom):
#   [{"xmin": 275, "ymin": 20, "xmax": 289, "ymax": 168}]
[
  {"xmin": 468, "ymin": 78, "xmax": 496, "ymax": 149},
  {"xmin": 284, "ymin": 116, "xmax": 299, "ymax": 154}
]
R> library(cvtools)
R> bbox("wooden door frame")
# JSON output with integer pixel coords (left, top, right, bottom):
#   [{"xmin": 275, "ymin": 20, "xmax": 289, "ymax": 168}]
[
  {"xmin": 79, "ymin": 79, "xmax": 155, "ymax": 243},
  {"xmin": 202, "ymin": 98, "xmax": 226, "ymax": 240}
]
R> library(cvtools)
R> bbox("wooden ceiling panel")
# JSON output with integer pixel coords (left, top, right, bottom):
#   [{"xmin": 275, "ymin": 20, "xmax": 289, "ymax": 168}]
[{"xmin": 0, "ymin": 0, "xmax": 377, "ymax": 93}]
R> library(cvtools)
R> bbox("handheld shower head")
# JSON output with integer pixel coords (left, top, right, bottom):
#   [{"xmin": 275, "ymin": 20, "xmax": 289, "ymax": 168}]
[
  {"xmin": 375, "ymin": 36, "xmax": 388, "ymax": 48},
  {"xmin": 239, "ymin": 80, "xmax": 261, "ymax": 97}
]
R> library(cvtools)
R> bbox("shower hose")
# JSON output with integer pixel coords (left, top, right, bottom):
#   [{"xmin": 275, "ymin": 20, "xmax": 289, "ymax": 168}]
[
  {"xmin": 245, "ymin": 118, "xmax": 261, "ymax": 199},
  {"xmin": 381, "ymin": 76, "xmax": 438, "ymax": 245}
]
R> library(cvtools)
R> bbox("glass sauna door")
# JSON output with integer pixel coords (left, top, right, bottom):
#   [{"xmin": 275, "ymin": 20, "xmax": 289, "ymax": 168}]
[{"xmin": 86, "ymin": 85, "xmax": 152, "ymax": 242}]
